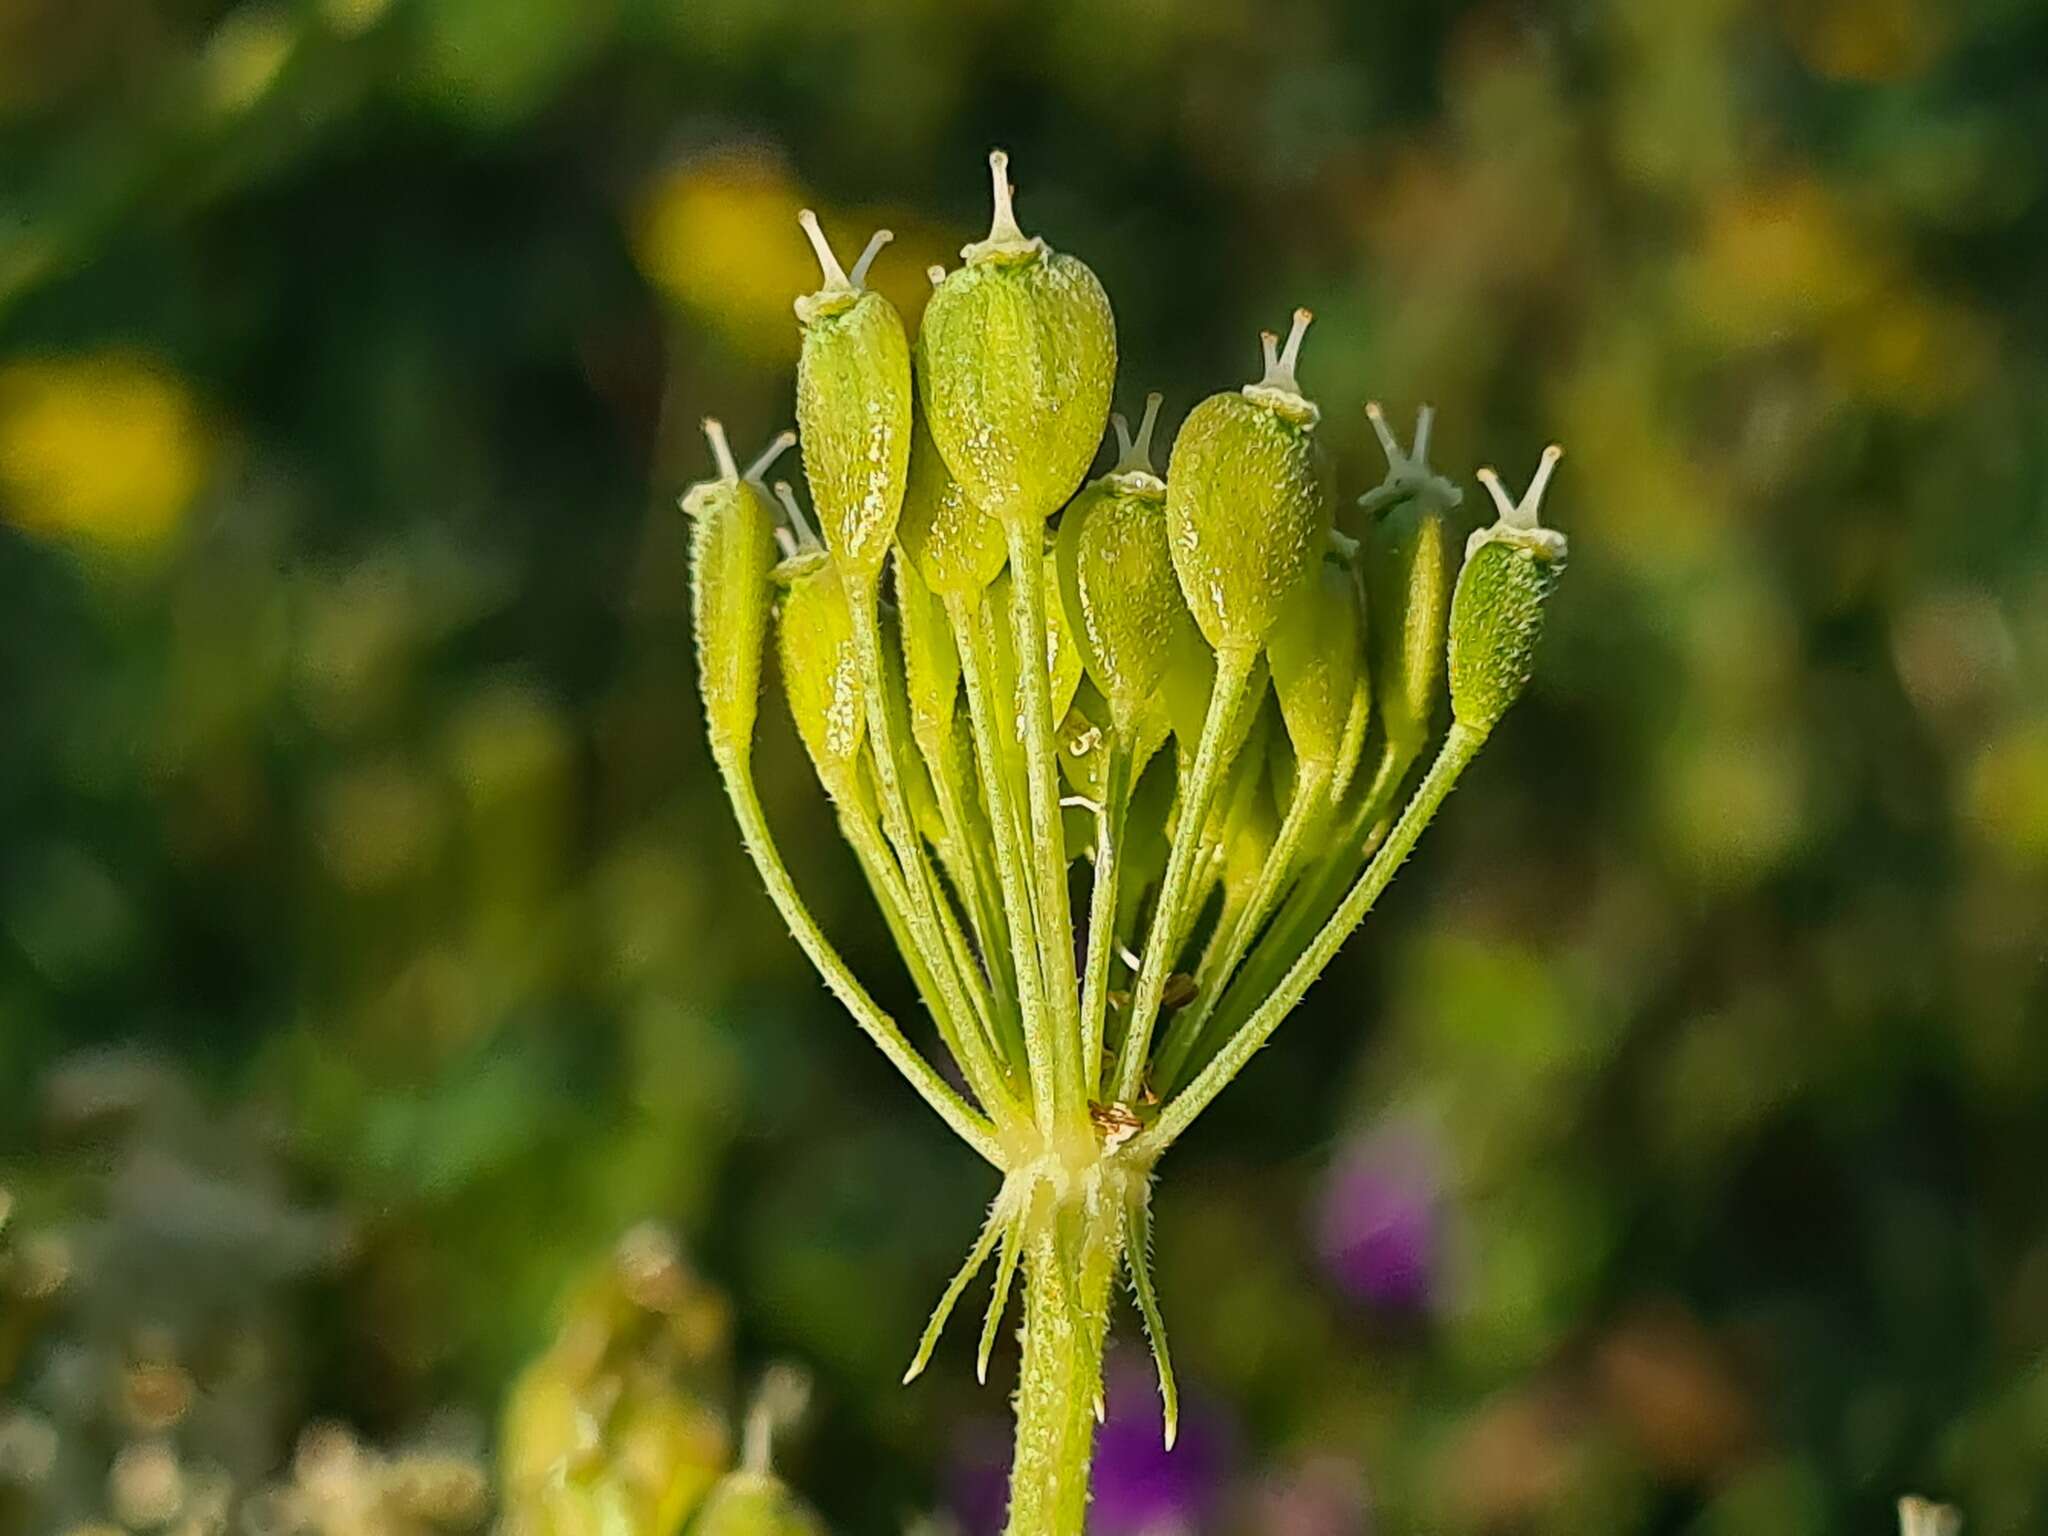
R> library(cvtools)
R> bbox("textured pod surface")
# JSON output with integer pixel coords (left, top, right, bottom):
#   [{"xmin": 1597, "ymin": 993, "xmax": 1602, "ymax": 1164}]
[
  {"xmin": 1267, "ymin": 559, "xmax": 1363, "ymax": 769},
  {"xmin": 1367, "ymin": 498, "xmax": 1451, "ymax": 760},
  {"xmin": 1165, "ymin": 392, "xmax": 1329, "ymax": 654},
  {"xmin": 796, "ymin": 290, "xmax": 912, "ymax": 581},
  {"xmin": 777, "ymin": 557, "xmax": 867, "ymax": 787},
  {"xmin": 685, "ymin": 474, "xmax": 780, "ymax": 763},
  {"xmin": 1447, "ymin": 531, "xmax": 1563, "ymax": 735},
  {"xmin": 1055, "ymin": 471, "xmax": 1199, "ymax": 737},
  {"xmin": 918, "ymin": 250, "xmax": 1115, "ymax": 528},
  {"xmin": 898, "ymin": 407, "xmax": 1007, "ymax": 596}
]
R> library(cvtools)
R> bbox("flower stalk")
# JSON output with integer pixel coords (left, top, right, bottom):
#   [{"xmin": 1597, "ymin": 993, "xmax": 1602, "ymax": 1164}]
[{"xmin": 684, "ymin": 151, "xmax": 1568, "ymax": 1536}]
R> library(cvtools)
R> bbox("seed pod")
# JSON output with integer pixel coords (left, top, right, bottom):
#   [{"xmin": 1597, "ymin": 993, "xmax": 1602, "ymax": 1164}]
[
  {"xmin": 1266, "ymin": 558, "xmax": 1364, "ymax": 772},
  {"xmin": 1448, "ymin": 447, "xmax": 1568, "ymax": 736},
  {"xmin": 684, "ymin": 420, "xmax": 794, "ymax": 767},
  {"xmin": 793, "ymin": 211, "xmax": 911, "ymax": 583},
  {"xmin": 1165, "ymin": 310, "xmax": 1331, "ymax": 657},
  {"xmin": 918, "ymin": 151, "xmax": 1116, "ymax": 529},
  {"xmin": 692, "ymin": 1468, "xmax": 827, "ymax": 1536},
  {"xmin": 695, "ymin": 1367, "xmax": 826, "ymax": 1536},
  {"xmin": 1054, "ymin": 395, "xmax": 1202, "ymax": 743},
  {"xmin": 776, "ymin": 554, "xmax": 867, "ymax": 796},
  {"xmin": 898, "ymin": 406, "xmax": 1008, "ymax": 597},
  {"xmin": 1360, "ymin": 403, "xmax": 1462, "ymax": 762}
]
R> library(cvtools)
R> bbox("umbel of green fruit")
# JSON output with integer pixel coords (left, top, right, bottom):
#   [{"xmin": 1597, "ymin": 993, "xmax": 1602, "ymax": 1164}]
[
  {"xmin": 1449, "ymin": 445, "xmax": 1568, "ymax": 735},
  {"xmin": 1165, "ymin": 309, "xmax": 1332, "ymax": 659},
  {"xmin": 683, "ymin": 419, "xmax": 794, "ymax": 767},
  {"xmin": 683, "ymin": 144, "xmax": 1572, "ymax": 1536},
  {"xmin": 793, "ymin": 210, "xmax": 911, "ymax": 583},
  {"xmin": 918, "ymin": 150, "xmax": 1117, "ymax": 529}
]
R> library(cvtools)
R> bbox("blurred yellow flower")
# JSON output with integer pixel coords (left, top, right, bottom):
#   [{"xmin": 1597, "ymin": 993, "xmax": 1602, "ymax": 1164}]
[
  {"xmin": 313, "ymin": 758, "xmax": 447, "ymax": 893},
  {"xmin": 1783, "ymin": 0, "xmax": 1947, "ymax": 83},
  {"xmin": 633, "ymin": 153, "xmax": 947, "ymax": 362},
  {"xmin": 200, "ymin": 5, "xmax": 297, "ymax": 118},
  {"xmin": 1824, "ymin": 291, "xmax": 1992, "ymax": 415},
  {"xmin": 0, "ymin": 352, "xmax": 210, "ymax": 551},
  {"xmin": 635, "ymin": 157, "xmax": 821, "ymax": 363},
  {"xmin": 1965, "ymin": 720, "xmax": 2048, "ymax": 871},
  {"xmin": 1678, "ymin": 180, "xmax": 1886, "ymax": 347}
]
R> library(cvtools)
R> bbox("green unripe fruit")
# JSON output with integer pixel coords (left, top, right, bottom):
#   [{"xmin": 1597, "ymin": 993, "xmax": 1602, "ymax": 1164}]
[
  {"xmin": 898, "ymin": 407, "xmax": 1007, "ymax": 596},
  {"xmin": 794, "ymin": 211, "xmax": 911, "ymax": 583},
  {"xmin": 1361, "ymin": 402, "xmax": 1462, "ymax": 762},
  {"xmin": 692, "ymin": 1469, "xmax": 827, "ymax": 1536},
  {"xmin": 685, "ymin": 420, "xmax": 794, "ymax": 767},
  {"xmin": 1448, "ymin": 447, "xmax": 1568, "ymax": 736},
  {"xmin": 917, "ymin": 151, "xmax": 1116, "ymax": 529},
  {"xmin": 776, "ymin": 555, "xmax": 867, "ymax": 794},
  {"xmin": 1055, "ymin": 394, "xmax": 1201, "ymax": 742},
  {"xmin": 1267, "ymin": 558, "xmax": 1364, "ymax": 771},
  {"xmin": 1165, "ymin": 310, "xmax": 1331, "ymax": 657}
]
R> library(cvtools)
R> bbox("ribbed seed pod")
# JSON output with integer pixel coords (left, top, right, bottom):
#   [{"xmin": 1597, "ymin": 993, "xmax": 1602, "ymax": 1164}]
[
  {"xmin": 793, "ymin": 211, "xmax": 911, "ymax": 583},
  {"xmin": 1360, "ymin": 402, "xmax": 1462, "ymax": 763},
  {"xmin": 1448, "ymin": 447, "xmax": 1568, "ymax": 736},
  {"xmin": 1054, "ymin": 394, "xmax": 1199, "ymax": 746},
  {"xmin": 1165, "ymin": 310, "xmax": 1331, "ymax": 658},
  {"xmin": 684, "ymin": 420, "xmax": 794, "ymax": 767},
  {"xmin": 776, "ymin": 554, "xmax": 867, "ymax": 796},
  {"xmin": 918, "ymin": 151, "xmax": 1116, "ymax": 530},
  {"xmin": 1266, "ymin": 558, "xmax": 1365, "ymax": 772},
  {"xmin": 898, "ymin": 406, "xmax": 1008, "ymax": 597}
]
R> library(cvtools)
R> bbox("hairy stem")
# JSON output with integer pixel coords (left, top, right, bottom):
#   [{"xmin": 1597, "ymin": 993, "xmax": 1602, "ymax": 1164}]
[
  {"xmin": 1134, "ymin": 722, "xmax": 1486, "ymax": 1158},
  {"xmin": 1006, "ymin": 523, "xmax": 1088, "ymax": 1126},
  {"xmin": 1078, "ymin": 733, "xmax": 1136, "ymax": 1101},
  {"xmin": 1003, "ymin": 1191, "xmax": 1118, "ymax": 1536},
  {"xmin": 711, "ymin": 744, "xmax": 1006, "ymax": 1164},
  {"xmin": 1113, "ymin": 645, "xmax": 1257, "ymax": 1103},
  {"xmin": 953, "ymin": 592, "xmax": 1063, "ymax": 1130}
]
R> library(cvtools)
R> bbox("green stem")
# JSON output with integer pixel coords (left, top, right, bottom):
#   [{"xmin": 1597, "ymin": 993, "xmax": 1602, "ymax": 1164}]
[
  {"xmin": 1002, "ymin": 1193, "xmax": 1118, "ymax": 1536},
  {"xmin": 1005, "ymin": 523, "xmax": 1088, "ymax": 1125},
  {"xmin": 1112, "ymin": 645, "xmax": 1257, "ymax": 1103},
  {"xmin": 1200, "ymin": 739, "xmax": 1410, "ymax": 1058},
  {"xmin": 711, "ymin": 744, "xmax": 1006, "ymax": 1165},
  {"xmin": 952, "ymin": 591, "xmax": 1063, "ymax": 1130},
  {"xmin": 924, "ymin": 716, "xmax": 1021, "ymax": 1054},
  {"xmin": 1153, "ymin": 757, "xmax": 1331, "ymax": 1095},
  {"xmin": 846, "ymin": 589, "xmax": 1015, "ymax": 1114},
  {"xmin": 1134, "ymin": 722, "xmax": 1486, "ymax": 1159},
  {"xmin": 1078, "ymin": 733, "xmax": 1136, "ymax": 1101},
  {"xmin": 839, "ymin": 804, "xmax": 1019, "ymax": 1118}
]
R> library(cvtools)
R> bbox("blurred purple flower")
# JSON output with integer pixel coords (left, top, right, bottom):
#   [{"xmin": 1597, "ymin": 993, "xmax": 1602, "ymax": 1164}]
[
  {"xmin": 945, "ymin": 1356, "xmax": 1232, "ymax": 1536},
  {"xmin": 946, "ymin": 1417, "xmax": 1012, "ymax": 1536},
  {"xmin": 1316, "ymin": 1123, "xmax": 1439, "ymax": 1313},
  {"xmin": 1091, "ymin": 1353, "xmax": 1232, "ymax": 1536}
]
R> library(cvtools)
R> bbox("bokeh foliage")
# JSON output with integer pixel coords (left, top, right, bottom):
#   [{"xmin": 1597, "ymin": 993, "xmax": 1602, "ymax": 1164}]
[{"xmin": 3, "ymin": 0, "xmax": 2046, "ymax": 1531}]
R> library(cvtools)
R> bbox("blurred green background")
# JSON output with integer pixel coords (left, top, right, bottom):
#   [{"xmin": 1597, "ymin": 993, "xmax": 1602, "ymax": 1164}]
[{"xmin": 3, "ymin": 0, "xmax": 2046, "ymax": 1531}]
